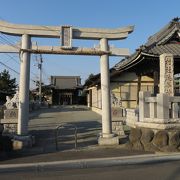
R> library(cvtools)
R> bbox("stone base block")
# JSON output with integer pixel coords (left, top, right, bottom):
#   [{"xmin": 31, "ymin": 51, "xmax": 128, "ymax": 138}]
[
  {"xmin": 12, "ymin": 135, "xmax": 35, "ymax": 150},
  {"xmin": 3, "ymin": 123, "xmax": 17, "ymax": 134},
  {"xmin": 128, "ymin": 127, "xmax": 180, "ymax": 152},
  {"xmin": 4, "ymin": 109, "xmax": 18, "ymax": 119},
  {"xmin": 132, "ymin": 122, "xmax": 180, "ymax": 130},
  {"xmin": 98, "ymin": 136, "xmax": 119, "ymax": 145}
]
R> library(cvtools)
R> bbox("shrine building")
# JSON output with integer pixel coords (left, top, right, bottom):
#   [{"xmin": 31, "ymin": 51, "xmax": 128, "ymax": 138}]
[{"xmin": 84, "ymin": 18, "xmax": 180, "ymax": 116}]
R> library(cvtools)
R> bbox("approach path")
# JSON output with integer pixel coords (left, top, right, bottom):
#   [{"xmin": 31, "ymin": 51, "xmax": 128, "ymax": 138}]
[{"xmin": 0, "ymin": 105, "xmax": 152, "ymax": 165}]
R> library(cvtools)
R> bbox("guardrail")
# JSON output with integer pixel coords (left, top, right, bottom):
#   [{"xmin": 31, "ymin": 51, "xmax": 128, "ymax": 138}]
[{"xmin": 55, "ymin": 123, "xmax": 77, "ymax": 150}]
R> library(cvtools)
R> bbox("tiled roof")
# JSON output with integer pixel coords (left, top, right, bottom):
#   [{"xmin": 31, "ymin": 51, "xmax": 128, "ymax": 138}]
[
  {"xmin": 146, "ymin": 17, "xmax": 180, "ymax": 46},
  {"xmin": 51, "ymin": 76, "xmax": 81, "ymax": 89},
  {"xmin": 113, "ymin": 50, "xmax": 141, "ymax": 71},
  {"xmin": 143, "ymin": 43, "xmax": 180, "ymax": 56},
  {"xmin": 114, "ymin": 18, "xmax": 180, "ymax": 71}
]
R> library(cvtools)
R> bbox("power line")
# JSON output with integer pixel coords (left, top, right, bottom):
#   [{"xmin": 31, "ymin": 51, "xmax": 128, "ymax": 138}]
[
  {"xmin": 0, "ymin": 16, "xmax": 36, "ymax": 85},
  {"xmin": 30, "ymin": 69, "xmax": 38, "ymax": 77},
  {"xmin": 0, "ymin": 15, "xmax": 20, "ymax": 42},
  {"xmin": 0, "ymin": 51, "xmax": 39, "ymax": 81},
  {"xmin": 42, "ymin": 68, "xmax": 50, "ymax": 82},
  {"xmin": 0, "ymin": 24, "xmax": 45, "ymax": 83},
  {"xmin": 0, "ymin": 60, "xmax": 36, "ymax": 83},
  {"xmin": 0, "ymin": 32, "xmax": 19, "ymax": 44},
  {"xmin": 0, "ymin": 44, "xmax": 38, "ymax": 81},
  {"xmin": 0, "ymin": 33, "xmax": 20, "ymax": 50},
  {"xmin": 0, "ymin": 33, "xmax": 20, "ymax": 65},
  {"xmin": 0, "ymin": 60, "xmax": 20, "ymax": 75},
  {"xmin": 3, "ymin": 53, "xmax": 20, "ymax": 65}
]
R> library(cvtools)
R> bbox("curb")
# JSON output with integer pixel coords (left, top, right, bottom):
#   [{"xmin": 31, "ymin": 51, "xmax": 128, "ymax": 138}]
[{"xmin": 0, "ymin": 153, "xmax": 180, "ymax": 173}]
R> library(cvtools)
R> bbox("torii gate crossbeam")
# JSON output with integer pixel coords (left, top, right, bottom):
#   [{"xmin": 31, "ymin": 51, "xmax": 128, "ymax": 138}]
[{"xmin": 0, "ymin": 20, "xmax": 134, "ymax": 146}]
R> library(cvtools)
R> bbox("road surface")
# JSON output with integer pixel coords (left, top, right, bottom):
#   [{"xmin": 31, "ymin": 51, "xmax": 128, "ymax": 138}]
[{"xmin": 0, "ymin": 160, "xmax": 179, "ymax": 180}]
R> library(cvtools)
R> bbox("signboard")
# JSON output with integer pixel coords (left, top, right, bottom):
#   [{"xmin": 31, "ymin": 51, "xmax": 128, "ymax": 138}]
[{"xmin": 61, "ymin": 26, "xmax": 72, "ymax": 49}]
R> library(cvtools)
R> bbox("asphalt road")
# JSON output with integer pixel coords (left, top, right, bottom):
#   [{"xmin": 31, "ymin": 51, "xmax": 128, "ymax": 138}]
[{"xmin": 0, "ymin": 160, "xmax": 180, "ymax": 180}]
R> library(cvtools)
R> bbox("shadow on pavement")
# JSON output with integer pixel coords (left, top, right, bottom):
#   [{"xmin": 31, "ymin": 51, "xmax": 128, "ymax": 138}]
[
  {"xmin": 31, "ymin": 120, "xmax": 102, "ymax": 152},
  {"xmin": 0, "ymin": 120, "xmax": 102, "ymax": 162}
]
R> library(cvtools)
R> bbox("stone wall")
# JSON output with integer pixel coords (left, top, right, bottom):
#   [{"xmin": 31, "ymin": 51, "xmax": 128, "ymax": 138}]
[{"xmin": 127, "ymin": 127, "xmax": 180, "ymax": 152}]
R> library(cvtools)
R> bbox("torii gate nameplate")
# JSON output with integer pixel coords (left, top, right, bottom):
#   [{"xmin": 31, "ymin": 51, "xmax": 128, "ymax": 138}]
[{"xmin": 61, "ymin": 25, "xmax": 72, "ymax": 49}]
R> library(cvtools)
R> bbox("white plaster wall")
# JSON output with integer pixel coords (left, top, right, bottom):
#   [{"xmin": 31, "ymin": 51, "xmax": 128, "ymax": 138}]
[
  {"xmin": 91, "ymin": 87, "xmax": 98, "ymax": 107},
  {"xmin": 97, "ymin": 88, "xmax": 102, "ymax": 109}
]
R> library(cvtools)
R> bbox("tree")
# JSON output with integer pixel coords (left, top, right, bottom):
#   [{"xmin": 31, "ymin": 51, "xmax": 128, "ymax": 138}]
[
  {"xmin": 84, "ymin": 73, "xmax": 94, "ymax": 85},
  {"xmin": 0, "ymin": 70, "xmax": 17, "ymax": 103}
]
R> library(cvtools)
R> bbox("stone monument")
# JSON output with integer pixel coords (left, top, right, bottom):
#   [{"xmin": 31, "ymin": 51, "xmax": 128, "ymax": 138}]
[
  {"xmin": 160, "ymin": 54, "xmax": 174, "ymax": 96},
  {"xmin": 111, "ymin": 92, "xmax": 125, "ymax": 136}
]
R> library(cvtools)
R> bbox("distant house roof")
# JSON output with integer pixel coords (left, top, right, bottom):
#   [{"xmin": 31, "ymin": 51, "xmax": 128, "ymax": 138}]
[{"xmin": 51, "ymin": 76, "xmax": 82, "ymax": 90}]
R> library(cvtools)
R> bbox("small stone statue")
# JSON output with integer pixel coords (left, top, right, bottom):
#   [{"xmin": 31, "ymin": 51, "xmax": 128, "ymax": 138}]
[
  {"xmin": 5, "ymin": 89, "xmax": 19, "ymax": 109},
  {"xmin": 11, "ymin": 89, "xmax": 19, "ymax": 108},
  {"xmin": 5, "ymin": 96, "xmax": 13, "ymax": 109}
]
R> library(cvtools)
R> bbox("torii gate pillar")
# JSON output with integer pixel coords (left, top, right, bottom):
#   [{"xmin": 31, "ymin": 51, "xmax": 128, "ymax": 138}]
[
  {"xmin": 17, "ymin": 34, "xmax": 31, "ymax": 135},
  {"xmin": 98, "ymin": 38, "xmax": 119, "ymax": 145}
]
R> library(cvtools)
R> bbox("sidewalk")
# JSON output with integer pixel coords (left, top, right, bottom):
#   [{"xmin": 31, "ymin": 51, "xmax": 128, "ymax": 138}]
[
  {"xmin": 0, "ymin": 148, "xmax": 180, "ymax": 173},
  {"xmin": 0, "ymin": 144, "xmax": 153, "ymax": 165}
]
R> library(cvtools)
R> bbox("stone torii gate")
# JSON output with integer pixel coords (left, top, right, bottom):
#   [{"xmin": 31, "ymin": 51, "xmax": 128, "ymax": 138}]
[{"xmin": 0, "ymin": 20, "xmax": 134, "ymax": 146}]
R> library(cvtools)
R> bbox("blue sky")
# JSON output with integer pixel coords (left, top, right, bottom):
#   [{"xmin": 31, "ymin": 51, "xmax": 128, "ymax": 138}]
[{"xmin": 0, "ymin": 0, "xmax": 179, "ymax": 88}]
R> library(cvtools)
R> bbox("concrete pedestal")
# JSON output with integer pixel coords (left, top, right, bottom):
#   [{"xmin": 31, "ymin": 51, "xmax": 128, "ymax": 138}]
[
  {"xmin": 1, "ymin": 109, "xmax": 18, "ymax": 134},
  {"xmin": 98, "ymin": 134, "xmax": 119, "ymax": 145},
  {"xmin": 12, "ymin": 135, "xmax": 35, "ymax": 150}
]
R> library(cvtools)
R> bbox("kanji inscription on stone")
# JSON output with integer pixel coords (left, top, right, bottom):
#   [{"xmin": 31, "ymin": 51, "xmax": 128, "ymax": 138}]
[
  {"xmin": 160, "ymin": 54, "xmax": 174, "ymax": 96},
  {"xmin": 61, "ymin": 26, "xmax": 72, "ymax": 49}
]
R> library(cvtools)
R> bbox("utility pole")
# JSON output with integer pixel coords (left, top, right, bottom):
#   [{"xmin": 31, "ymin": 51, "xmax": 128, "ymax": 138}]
[{"xmin": 38, "ymin": 54, "xmax": 43, "ymax": 105}]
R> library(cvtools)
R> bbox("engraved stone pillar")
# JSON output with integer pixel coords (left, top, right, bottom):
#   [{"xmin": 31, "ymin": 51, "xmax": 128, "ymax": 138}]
[
  {"xmin": 160, "ymin": 54, "xmax": 174, "ymax": 96},
  {"xmin": 18, "ymin": 34, "xmax": 31, "ymax": 135}
]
